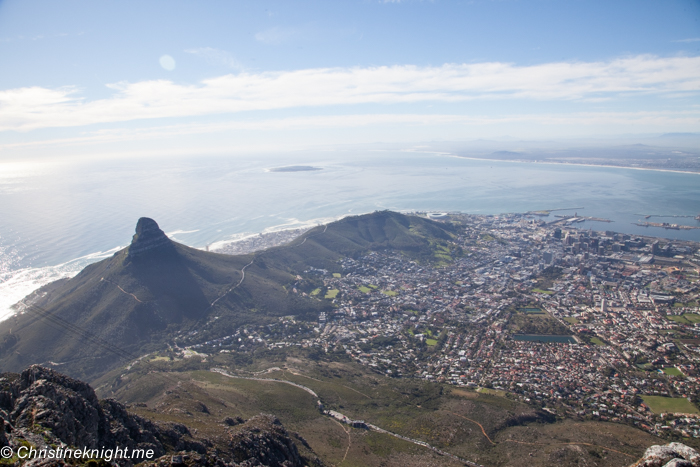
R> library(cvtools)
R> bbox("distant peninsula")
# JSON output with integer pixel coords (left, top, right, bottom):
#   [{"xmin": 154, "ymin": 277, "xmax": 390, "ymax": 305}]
[
  {"xmin": 268, "ymin": 165, "xmax": 322, "ymax": 172},
  {"xmin": 456, "ymin": 144, "xmax": 700, "ymax": 174}
]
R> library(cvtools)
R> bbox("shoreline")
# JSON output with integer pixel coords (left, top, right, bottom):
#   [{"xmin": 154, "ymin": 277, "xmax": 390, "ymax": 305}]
[
  {"xmin": 451, "ymin": 155, "xmax": 700, "ymax": 176},
  {"xmin": 206, "ymin": 212, "xmax": 357, "ymax": 252}
]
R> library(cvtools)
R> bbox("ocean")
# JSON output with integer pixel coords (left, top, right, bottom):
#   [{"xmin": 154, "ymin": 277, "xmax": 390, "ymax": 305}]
[{"xmin": 1, "ymin": 150, "xmax": 699, "ymax": 320}]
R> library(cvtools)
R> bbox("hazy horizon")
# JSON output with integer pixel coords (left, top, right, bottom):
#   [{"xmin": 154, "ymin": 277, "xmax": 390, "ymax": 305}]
[{"xmin": 1, "ymin": 0, "xmax": 699, "ymax": 162}]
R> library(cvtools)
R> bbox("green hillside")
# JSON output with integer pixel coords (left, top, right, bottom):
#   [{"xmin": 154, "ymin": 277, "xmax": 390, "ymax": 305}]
[{"xmin": 259, "ymin": 210, "xmax": 460, "ymax": 271}]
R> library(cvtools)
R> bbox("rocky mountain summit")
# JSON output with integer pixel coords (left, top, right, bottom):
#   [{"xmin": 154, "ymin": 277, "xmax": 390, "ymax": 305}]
[
  {"xmin": 0, "ymin": 366, "xmax": 320, "ymax": 467},
  {"xmin": 128, "ymin": 217, "xmax": 173, "ymax": 257}
]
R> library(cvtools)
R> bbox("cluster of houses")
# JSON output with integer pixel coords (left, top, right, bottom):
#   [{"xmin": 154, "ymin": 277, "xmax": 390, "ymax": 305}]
[{"xmin": 186, "ymin": 212, "xmax": 700, "ymax": 439}]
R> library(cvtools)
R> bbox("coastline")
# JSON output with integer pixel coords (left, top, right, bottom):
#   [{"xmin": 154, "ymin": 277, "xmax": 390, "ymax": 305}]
[
  {"xmin": 207, "ymin": 212, "xmax": 356, "ymax": 252},
  {"xmin": 451, "ymin": 155, "xmax": 700, "ymax": 176}
]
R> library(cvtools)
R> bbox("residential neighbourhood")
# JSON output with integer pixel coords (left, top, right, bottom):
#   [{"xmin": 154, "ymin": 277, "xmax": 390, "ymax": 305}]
[{"xmin": 181, "ymin": 213, "xmax": 700, "ymax": 440}]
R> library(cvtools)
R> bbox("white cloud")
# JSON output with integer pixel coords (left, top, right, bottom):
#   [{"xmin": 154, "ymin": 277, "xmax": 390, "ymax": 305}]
[
  {"xmin": 184, "ymin": 47, "xmax": 242, "ymax": 69},
  {"xmin": 0, "ymin": 55, "xmax": 698, "ymax": 131},
  {"xmin": 254, "ymin": 26, "xmax": 299, "ymax": 45},
  {"xmin": 673, "ymin": 38, "xmax": 700, "ymax": 43}
]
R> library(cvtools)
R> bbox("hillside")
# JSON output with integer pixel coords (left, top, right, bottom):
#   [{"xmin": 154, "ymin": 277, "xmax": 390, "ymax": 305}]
[
  {"xmin": 90, "ymin": 347, "xmax": 668, "ymax": 467},
  {"xmin": 260, "ymin": 210, "xmax": 460, "ymax": 272},
  {"xmin": 0, "ymin": 212, "xmax": 457, "ymax": 381}
]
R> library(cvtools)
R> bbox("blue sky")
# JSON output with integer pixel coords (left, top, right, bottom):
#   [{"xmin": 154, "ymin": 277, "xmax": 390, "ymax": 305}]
[{"xmin": 1, "ymin": 0, "xmax": 699, "ymax": 160}]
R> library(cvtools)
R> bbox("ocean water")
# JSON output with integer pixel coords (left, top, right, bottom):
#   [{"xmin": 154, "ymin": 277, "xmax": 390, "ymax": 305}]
[{"xmin": 1, "ymin": 150, "xmax": 699, "ymax": 319}]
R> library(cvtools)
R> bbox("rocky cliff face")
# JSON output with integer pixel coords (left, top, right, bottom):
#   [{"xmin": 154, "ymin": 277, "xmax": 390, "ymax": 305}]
[
  {"xmin": 144, "ymin": 415, "xmax": 311, "ymax": 467},
  {"xmin": 0, "ymin": 366, "xmax": 319, "ymax": 467},
  {"xmin": 227, "ymin": 415, "xmax": 304, "ymax": 467},
  {"xmin": 0, "ymin": 366, "xmax": 205, "ymax": 458}
]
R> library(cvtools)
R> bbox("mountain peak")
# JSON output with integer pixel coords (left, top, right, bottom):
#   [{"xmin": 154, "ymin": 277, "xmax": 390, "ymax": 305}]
[{"xmin": 128, "ymin": 217, "xmax": 171, "ymax": 257}]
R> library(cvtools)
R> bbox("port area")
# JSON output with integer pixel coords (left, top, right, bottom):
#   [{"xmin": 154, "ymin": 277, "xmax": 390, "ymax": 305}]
[
  {"xmin": 634, "ymin": 222, "xmax": 700, "ymax": 230},
  {"xmin": 553, "ymin": 215, "xmax": 612, "ymax": 224}
]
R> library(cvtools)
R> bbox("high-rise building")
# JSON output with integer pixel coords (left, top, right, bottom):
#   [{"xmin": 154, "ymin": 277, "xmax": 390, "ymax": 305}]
[{"xmin": 652, "ymin": 241, "xmax": 660, "ymax": 255}]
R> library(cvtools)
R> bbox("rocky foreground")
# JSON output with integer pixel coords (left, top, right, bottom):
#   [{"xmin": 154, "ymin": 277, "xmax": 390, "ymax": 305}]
[
  {"xmin": 629, "ymin": 442, "xmax": 700, "ymax": 467},
  {"xmin": 0, "ymin": 365, "xmax": 323, "ymax": 466}
]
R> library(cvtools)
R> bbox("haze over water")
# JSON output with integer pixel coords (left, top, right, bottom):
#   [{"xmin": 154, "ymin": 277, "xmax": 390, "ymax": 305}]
[{"xmin": 1, "ymin": 150, "xmax": 699, "ymax": 320}]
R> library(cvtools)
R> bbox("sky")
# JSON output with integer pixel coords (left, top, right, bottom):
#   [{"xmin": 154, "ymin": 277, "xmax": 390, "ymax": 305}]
[{"xmin": 0, "ymin": 0, "xmax": 699, "ymax": 161}]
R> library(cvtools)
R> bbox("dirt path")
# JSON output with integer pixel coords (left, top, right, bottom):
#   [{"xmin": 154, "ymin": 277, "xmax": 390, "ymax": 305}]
[
  {"xmin": 209, "ymin": 259, "xmax": 255, "ymax": 308},
  {"xmin": 331, "ymin": 419, "xmax": 352, "ymax": 465},
  {"xmin": 101, "ymin": 278, "xmax": 143, "ymax": 302},
  {"xmin": 450, "ymin": 412, "xmax": 495, "ymax": 445}
]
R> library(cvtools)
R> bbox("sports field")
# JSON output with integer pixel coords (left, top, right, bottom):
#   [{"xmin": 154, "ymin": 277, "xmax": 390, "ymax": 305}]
[{"xmin": 642, "ymin": 395, "xmax": 699, "ymax": 414}]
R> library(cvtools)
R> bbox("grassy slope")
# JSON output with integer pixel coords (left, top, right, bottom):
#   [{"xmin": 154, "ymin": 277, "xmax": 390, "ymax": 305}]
[{"xmin": 96, "ymin": 350, "xmax": 677, "ymax": 467}]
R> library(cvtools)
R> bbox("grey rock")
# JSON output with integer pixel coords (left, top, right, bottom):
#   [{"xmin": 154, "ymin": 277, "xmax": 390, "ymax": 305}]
[
  {"xmin": 664, "ymin": 459, "xmax": 693, "ymax": 467},
  {"xmin": 228, "ymin": 415, "xmax": 304, "ymax": 467},
  {"xmin": 631, "ymin": 442, "xmax": 700, "ymax": 467},
  {"xmin": 0, "ymin": 366, "xmax": 200, "ymax": 463},
  {"xmin": 668, "ymin": 443, "xmax": 700, "ymax": 466}
]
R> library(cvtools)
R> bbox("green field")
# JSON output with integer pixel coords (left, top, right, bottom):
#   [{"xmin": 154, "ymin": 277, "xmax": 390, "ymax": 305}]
[
  {"xmin": 311, "ymin": 288, "xmax": 321, "ymax": 296},
  {"xmin": 382, "ymin": 290, "xmax": 398, "ymax": 297},
  {"xmin": 520, "ymin": 307, "xmax": 545, "ymax": 314},
  {"xmin": 667, "ymin": 314, "xmax": 700, "ymax": 325},
  {"xmin": 563, "ymin": 317, "xmax": 580, "ymax": 324},
  {"xmin": 642, "ymin": 395, "xmax": 699, "ymax": 414},
  {"xmin": 425, "ymin": 338, "xmax": 438, "ymax": 346},
  {"xmin": 332, "ymin": 273, "xmax": 341, "ymax": 278},
  {"xmin": 324, "ymin": 289, "xmax": 339, "ymax": 299},
  {"xmin": 590, "ymin": 337, "xmax": 606, "ymax": 346},
  {"xmin": 532, "ymin": 288, "xmax": 554, "ymax": 295},
  {"xmin": 358, "ymin": 286, "xmax": 371, "ymax": 293},
  {"xmin": 149, "ymin": 355, "xmax": 170, "ymax": 362},
  {"xmin": 663, "ymin": 367, "xmax": 683, "ymax": 377},
  {"xmin": 477, "ymin": 387, "xmax": 507, "ymax": 397}
]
